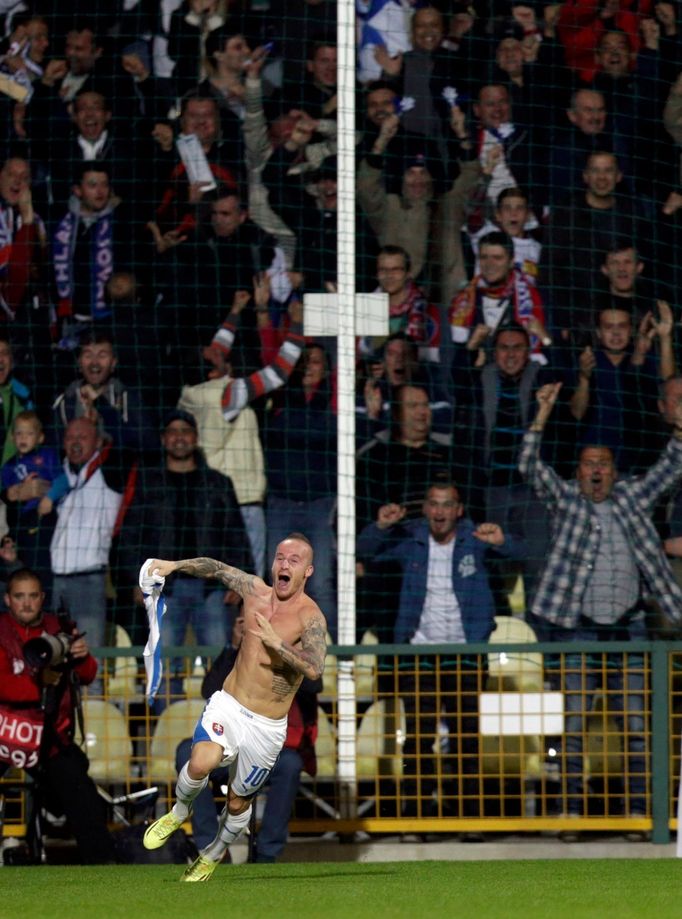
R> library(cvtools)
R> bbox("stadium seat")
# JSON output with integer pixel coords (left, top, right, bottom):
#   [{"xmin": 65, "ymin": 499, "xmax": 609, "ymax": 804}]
[
  {"xmin": 76, "ymin": 699, "xmax": 134, "ymax": 785},
  {"xmin": 314, "ymin": 705, "xmax": 337, "ymax": 778},
  {"xmin": 321, "ymin": 630, "xmax": 376, "ymax": 701},
  {"xmin": 487, "ymin": 616, "xmax": 543, "ymax": 692},
  {"xmin": 479, "ymin": 706, "xmax": 545, "ymax": 781},
  {"xmin": 182, "ymin": 655, "xmax": 207, "ymax": 699},
  {"xmin": 356, "ymin": 698, "xmax": 405, "ymax": 779},
  {"xmin": 482, "ymin": 620, "xmax": 546, "ymax": 781},
  {"xmin": 507, "ymin": 575, "xmax": 526, "ymax": 617},
  {"xmin": 356, "ymin": 629, "xmax": 378, "ymax": 696},
  {"xmin": 147, "ymin": 699, "xmax": 206, "ymax": 784},
  {"xmin": 319, "ymin": 633, "xmax": 337, "ymax": 701},
  {"xmin": 107, "ymin": 625, "xmax": 140, "ymax": 701}
]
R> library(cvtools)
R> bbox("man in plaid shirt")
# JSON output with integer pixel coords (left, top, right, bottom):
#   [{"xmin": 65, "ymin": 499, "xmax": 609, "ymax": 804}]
[{"xmin": 519, "ymin": 381, "xmax": 682, "ymax": 839}]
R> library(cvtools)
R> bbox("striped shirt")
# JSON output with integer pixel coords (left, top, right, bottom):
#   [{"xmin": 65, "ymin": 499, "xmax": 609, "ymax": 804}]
[
  {"xmin": 518, "ymin": 430, "xmax": 682, "ymax": 628},
  {"xmin": 218, "ymin": 318, "xmax": 305, "ymax": 423}
]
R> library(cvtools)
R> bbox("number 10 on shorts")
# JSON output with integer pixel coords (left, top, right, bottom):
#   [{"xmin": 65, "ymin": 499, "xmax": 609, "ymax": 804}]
[{"xmin": 245, "ymin": 764, "xmax": 269, "ymax": 787}]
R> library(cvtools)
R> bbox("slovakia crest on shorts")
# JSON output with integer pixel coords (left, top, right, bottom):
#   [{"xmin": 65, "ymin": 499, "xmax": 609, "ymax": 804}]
[{"xmin": 212, "ymin": 723, "xmax": 224, "ymax": 736}]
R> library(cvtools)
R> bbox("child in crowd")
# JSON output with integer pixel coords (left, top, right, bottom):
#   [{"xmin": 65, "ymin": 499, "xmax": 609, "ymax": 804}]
[
  {"xmin": 2, "ymin": 411, "xmax": 67, "ymax": 509},
  {"xmin": 1, "ymin": 411, "xmax": 69, "ymax": 569},
  {"xmin": 466, "ymin": 186, "xmax": 542, "ymax": 282}
]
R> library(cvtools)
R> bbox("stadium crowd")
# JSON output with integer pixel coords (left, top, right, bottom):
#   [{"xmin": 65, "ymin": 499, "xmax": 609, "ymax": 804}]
[{"xmin": 0, "ymin": 0, "xmax": 682, "ymax": 851}]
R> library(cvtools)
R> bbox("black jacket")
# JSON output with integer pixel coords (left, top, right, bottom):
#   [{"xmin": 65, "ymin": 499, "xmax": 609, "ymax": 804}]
[{"xmin": 119, "ymin": 453, "xmax": 253, "ymax": 580}]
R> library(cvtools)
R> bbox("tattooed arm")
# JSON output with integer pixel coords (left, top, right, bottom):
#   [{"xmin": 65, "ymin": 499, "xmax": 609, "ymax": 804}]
[
  {"xmin": 250, "ymin": 610, "xmax": 327, "ymax": 681},
  {"xmin": 147, "ymin": 557, "xmax": 262, "ymax": 600}
]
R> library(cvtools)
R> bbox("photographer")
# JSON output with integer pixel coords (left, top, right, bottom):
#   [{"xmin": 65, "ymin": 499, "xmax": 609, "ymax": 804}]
[{"xmin": 0, "ymin": 568, "xmax": 115, "ymax": 863}]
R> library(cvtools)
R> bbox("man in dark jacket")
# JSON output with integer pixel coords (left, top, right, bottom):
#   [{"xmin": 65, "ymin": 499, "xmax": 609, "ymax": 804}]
[
  {"xmin": 452, "ymin": 325, "xmax": 561, "ymax": 617},
  {"xmin": 357, "ymin": 481, "xmax": 522, "ymax": 829},
  {"xmin": 52, "ymin": 330, "xmax": 159, "ymax": 453},
  {"xmin": 177, "ymin": 188, "xmax": 288, "ymax": 378},
  {"xmin": 356, "ymin": 383, "xmax": 468, "ymax": 530},
  {"xmin": 125, "ymin": 409, "xmax": 253, "ymax": 661}
]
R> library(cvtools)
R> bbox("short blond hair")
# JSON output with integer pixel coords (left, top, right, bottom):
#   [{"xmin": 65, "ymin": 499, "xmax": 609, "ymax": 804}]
[{"xmin": 12, "ymin": 410, "xmax": 43, "ymax": 434}]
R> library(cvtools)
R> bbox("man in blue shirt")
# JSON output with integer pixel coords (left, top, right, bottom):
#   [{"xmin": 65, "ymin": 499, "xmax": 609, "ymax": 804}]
[{"xmin": 357, "ymin": 480, "xmax": 523, "ymax": 833}]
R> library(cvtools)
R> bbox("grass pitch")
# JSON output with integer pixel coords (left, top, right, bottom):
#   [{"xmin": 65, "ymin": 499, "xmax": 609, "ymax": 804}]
[{"xmin": 1, "ymin": 860, "xmax": 681, "ymax": 919}]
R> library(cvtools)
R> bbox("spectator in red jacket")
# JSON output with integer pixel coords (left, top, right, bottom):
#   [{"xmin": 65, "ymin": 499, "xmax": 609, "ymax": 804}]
[
  {"xmin": 0, "ymin": 567, "xmax": 115, "ymax": 863},
  {"xmin": 557, "ymin": 0, "xmax": 643, "ymax": 83}
]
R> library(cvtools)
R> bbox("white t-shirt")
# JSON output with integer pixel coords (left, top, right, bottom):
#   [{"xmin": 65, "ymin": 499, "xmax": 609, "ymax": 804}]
[{"xmin": 411, "ymin": 537, "xmax": 465, "ymax": 644}]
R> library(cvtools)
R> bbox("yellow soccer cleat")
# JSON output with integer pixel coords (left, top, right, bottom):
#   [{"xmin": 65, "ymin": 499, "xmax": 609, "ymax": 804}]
[
  {"xmin": 143, "ymin": 811, "xmax": 184, "ymax": 850},
  {"xmin": 180, "ymin": 855, "xmax": 220, "ymax": 883}
]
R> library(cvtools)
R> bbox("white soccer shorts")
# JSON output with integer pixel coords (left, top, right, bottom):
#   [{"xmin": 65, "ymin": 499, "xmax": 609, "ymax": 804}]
[{"xmin": 192, "ymin": 690, "xmax": 288, "ymax": 797}]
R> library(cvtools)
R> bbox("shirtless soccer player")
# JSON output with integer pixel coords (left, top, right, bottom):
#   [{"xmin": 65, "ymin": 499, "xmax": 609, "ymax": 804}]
[{"xmin": 141, "ymin": 533, "xmax": 327, "ymax": 882}]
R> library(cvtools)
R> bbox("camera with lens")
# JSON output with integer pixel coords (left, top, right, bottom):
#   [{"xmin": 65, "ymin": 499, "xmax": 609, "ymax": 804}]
[
  {"xmin": 22, "ymin": 606, "xmax": 79, "ymax": 671},
  {"xmin": 23, "ymin": 630, "xmax": 74, "ymax": 669}
]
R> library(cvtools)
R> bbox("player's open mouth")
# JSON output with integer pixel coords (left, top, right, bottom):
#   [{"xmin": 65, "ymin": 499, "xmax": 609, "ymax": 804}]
[{"xmin": 277, "ymin": 574, "xmax": 291, "ymax": 588}]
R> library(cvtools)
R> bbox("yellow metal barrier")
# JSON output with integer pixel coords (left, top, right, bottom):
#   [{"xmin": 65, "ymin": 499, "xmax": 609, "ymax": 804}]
[{"xmin": 1, "ymin": 638, "xmax": 680, "ymax": 844}]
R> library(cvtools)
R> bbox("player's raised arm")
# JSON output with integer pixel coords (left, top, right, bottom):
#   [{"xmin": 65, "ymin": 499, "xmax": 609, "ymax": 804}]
[
  {"xmin": 250, "ymin": 609, "xmax": 327, "ymax": 681},
  {"xmin": 148, "ymin": 557, "xmax": 264, "ymax": 600}
]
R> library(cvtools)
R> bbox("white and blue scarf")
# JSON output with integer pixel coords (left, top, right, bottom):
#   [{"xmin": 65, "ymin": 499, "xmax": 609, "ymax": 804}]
[{"xmin": 139, "ymin": 559, "xmax": 166, "ymax": 705}]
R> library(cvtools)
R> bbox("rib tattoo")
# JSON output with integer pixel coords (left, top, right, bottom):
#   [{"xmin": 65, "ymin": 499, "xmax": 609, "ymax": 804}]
[{"xmin": 271, "ymin": 666, "xmax": 298, "ymax": 700}]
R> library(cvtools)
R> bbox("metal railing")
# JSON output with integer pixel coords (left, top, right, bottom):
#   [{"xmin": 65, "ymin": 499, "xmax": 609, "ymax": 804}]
[{"xmin": 2, "ymin": 640, "xmax": 681, "ymax": 844}]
